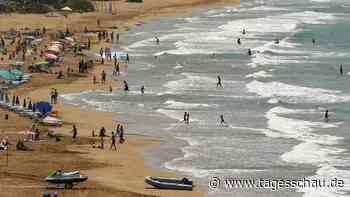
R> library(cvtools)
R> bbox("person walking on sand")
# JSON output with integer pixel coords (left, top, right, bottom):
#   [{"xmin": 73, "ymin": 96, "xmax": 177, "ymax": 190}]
[
  {"xmin": 72, "ymin": 124, "xmax": 77, "ymax": 139},
  {"xmin": 340, "ymin": 64, "xmax": 343, "ymax": 76},
  {"xmin": 101, "ymin": 70, "xmax": 106, "ymax": 84},
  {"xmin": 119, "ymin": 125, "xmax": 125, "ymax": 144},
  {"xmin": 110, "ymin": 131, "xmax": 117, "ymax": 150},
  {"xmin": 141, "ymin": 85, "xmax": 145, "ymax": 95},
  {"xmin": 93, "ymin": 75, "xmax": 97, "ymax": 84},
  {"xmin": 54, "ymin": 89, "xmax": 58, "ymax": 104},
  {"xmin": 217, "ymin": 75, "xmax": 222, "ymax": 88},
  {"xmin": 109, "ymin": 86, "xmax": 113, "ymax": 93}
]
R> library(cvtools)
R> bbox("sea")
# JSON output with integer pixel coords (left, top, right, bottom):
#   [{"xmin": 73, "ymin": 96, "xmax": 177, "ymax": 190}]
[{"xmin": 61, "ymin": 0, "xmax": 350, "ymax": 196}]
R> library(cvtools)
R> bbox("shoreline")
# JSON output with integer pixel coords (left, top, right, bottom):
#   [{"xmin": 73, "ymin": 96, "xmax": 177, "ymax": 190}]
[{"xmin": 0, "ymin": 0, "xmax": 239, "ymax": 196}]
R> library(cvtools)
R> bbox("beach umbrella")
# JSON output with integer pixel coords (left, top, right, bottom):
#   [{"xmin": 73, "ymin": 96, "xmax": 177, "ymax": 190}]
[
  {"xmin": 65, "ymin": 37, "xmax": 74, "ymax": 42},
  {"xmin": 44, "ymin": 53, "xmax": 58, "ymax": 60},
  {"xmin": 47, "ymin": 46, "xmax": 60, "ymax": 54},
  {"xmin": 50, "ymin": 41, "xmax": 64, "ymax": 45},
  {"xmin": 51, "ymin": 44, "xmax": 63, "ymax": 50},
  {"xmin": 35, "ymin": 101, "xmax": 52, "ymax": 114},
  {"xmin": 61, "ymin": 6, "xmax": 73, "ymax": 12}
]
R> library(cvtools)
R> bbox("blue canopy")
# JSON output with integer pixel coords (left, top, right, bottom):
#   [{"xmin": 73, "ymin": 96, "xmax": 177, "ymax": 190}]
[
  {"xmin": 0, "ymin": 68, "xmax": 16, "ymax": 81},
  {"xmin": 35, "ymin": 101, "xmax": 52, "ymax": 114}
]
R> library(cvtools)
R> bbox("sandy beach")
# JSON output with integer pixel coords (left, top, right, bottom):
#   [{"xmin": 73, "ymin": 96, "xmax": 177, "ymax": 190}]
[{"xmin": 0, "ymin": 0, "xmax": 239, "ymax": 197}]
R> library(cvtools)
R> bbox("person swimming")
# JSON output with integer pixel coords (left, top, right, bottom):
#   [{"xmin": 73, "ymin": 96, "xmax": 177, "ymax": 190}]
[
  {"xmin": 275, "ymin": 39, "xmax": 280, "ymax": 44},
  {"xmin": 217, "ymin": 75, "xmax": 222, "ymax": 88}
]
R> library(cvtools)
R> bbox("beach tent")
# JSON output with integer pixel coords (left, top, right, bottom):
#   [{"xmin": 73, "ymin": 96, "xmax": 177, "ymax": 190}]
[
  {"xmin": 35, "ymin": 102, "xmax": 52, "ymax": 114},
  {"xmin": 61, "ymin": 6, "xmax": 73, "ymax": 12}
]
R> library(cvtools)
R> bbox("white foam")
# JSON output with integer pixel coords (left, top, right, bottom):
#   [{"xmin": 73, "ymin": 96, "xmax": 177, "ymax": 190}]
[
  {"xmin": 245, "ymin": 70, "xmax": 273, "ymax": 79},
  {"xmin": 246, "ymin": 80, "xmax": 350, "ymax": 103},
  {"xmin": 164, "ymin": 100, "xmax": 216, "ymax": 110},
  {"xmin": 281, "ymin": 142, "xmax": 344, "ymax": 164}
]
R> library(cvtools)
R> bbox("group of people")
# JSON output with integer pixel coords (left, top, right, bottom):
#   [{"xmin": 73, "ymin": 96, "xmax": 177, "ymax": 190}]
[
  {"xmin": 91, "ymin": 124, "xmax": 125, "ymax": 151},
  {"xmin": 183, "ymin": 112, "xmax": 190, "ymax": 124},
  {"xmin": 97, "ymin": 31, "xmax": 119, "ymax": 44}
]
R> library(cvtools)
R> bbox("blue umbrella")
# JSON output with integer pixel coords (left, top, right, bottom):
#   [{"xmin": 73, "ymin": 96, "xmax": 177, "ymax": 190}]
[{"xmin": 35, "ymin": 101, "xmax": 52, "ymax": 114}]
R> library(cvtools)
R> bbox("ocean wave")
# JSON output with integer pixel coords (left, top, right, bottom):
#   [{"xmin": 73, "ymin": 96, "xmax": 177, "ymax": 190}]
[
  {"xmin": 164, "ymin": 100, "xmax": 217, "ymax": 110},
  {"xmin": 245, "ymin": 70, "xmax": 273, "ymax": 79},
  {"xmin": 246, "ymin": 80, "xmax": 350, "ymax": 103}
]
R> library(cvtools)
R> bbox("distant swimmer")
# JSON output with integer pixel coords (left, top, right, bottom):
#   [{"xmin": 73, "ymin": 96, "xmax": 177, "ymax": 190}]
[
  {"xmin": 237, "ymin": 38, "xmax": 241, "ymax": 45},
  {"xmin": 220, "ymin": 114, "xmax": 226, "ymax": 125},
  {"xmin": 217, "ymin": 75, "xmax": 222, "ymax": 88},
  {"xmin": 324, "ymin": 109, "xmax": 329, "ymax": 121},
  {"xmin": 312, "ymin": 38, "xmax": 316, "ymax": 46},
  {"xmin": 248, "ymin": 48, "xmax": 252, "ymax": 56},
  {"xmin": 155, "ymin": 37, "xmax": 160, "ymax": 45},
  {"xmin": 340, "ymin": 64, "xmax": 343, "ymax": 76},
  {"xmin": 275, "ymin": 39, "xmax": 280, "ymax": 44},
  {"xmin": 141, "ymin": 85, "xmax": 145, "ymax": 95},
  {"xmin": 242, "ymin": 28, "xmax": 246, "ymax": 35}
]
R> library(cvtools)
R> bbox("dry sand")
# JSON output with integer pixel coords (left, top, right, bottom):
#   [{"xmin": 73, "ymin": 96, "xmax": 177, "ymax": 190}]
[{"xmin": 0, "ymin": 0, "xmax": 239, "ymax": 196}]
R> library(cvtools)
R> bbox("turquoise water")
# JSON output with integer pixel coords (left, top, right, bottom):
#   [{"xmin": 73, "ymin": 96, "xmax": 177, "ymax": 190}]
[{"xmin": 61, "ymin": 0, "xmax": 350, "ymax": 196}]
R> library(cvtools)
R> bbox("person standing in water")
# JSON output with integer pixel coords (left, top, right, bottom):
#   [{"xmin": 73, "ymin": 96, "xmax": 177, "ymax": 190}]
[
  {"xmin": 123, "ymin": 80, "xmax": 129, "ymax": 92},
  {"xmin": 217, "ymin": 75, "xmax": 222, "ymax": 88},
  {"xmin": 324, "ymin": 109, "xmax": 329, "ymax": 121},
  {"xmin": 248, "ymin": 48, "xmax": 252, "ymax": 56},
  {"xmin": 220, "ymin": 114, "xmax": 226, "ymax": 125},
  {"xmin": 183, "ymin": 112, "xmax": 187, "ymax": 123},
  {"xmin": 155, "ymin": 37, "xmax": 160, "ymax": 45},
  {"xmin": 237, "ymin": 38, "xmax": 241, "ymax": 45},
  {"xmin": 101, "ymin": 70, "xmax": 106, "ymax": 84},
  {"xmin": 186, "ymin": 112, "xmax": 190, "ymax": 124},
  {"xmin": 312, "ymin": 38, "xmax": 316, "ymax": 46},
  {"xmin": 242, "ymin": 28, "xmax": 246, "ymax": 35},
  {"xmin": 141, "ymin": 85, "xmax": 145, "ymax": 95},
  {"xmin": 340, "ymin": 64, "xmax": 343, "ymax": 76}
]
